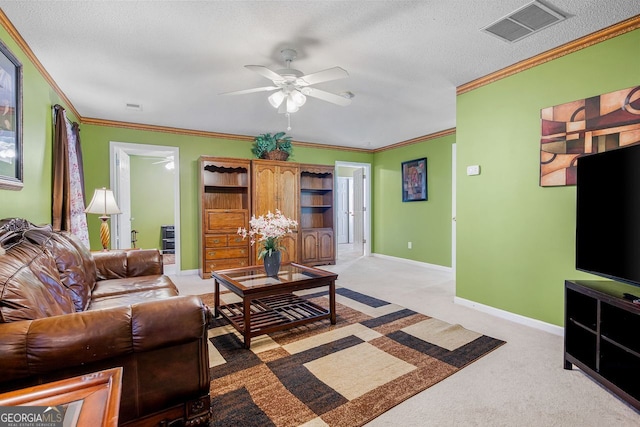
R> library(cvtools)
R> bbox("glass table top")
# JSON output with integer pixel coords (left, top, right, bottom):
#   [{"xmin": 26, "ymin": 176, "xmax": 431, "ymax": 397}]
[{"xmin": 213, "ymin": 263, "xmax": 335, "ymax": 289}]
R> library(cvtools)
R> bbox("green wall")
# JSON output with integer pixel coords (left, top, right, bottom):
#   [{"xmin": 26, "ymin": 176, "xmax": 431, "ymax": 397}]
[
  {"xmin": 372, "ymin": 134, "xmax": 455, "ymax": 266},
  {"xmin": 5, "ymin": 12, "xmax": 638, "ymax": 327},
  {"xmin": 80, "ymin": 123, "xmax": 372, "ymax": 269},
  {"xmin": 456, "ymin": 29, "xmax": 640, "ymax": 326},
  {"xmin": 0, "ymin": 29, "xmax": 76, "ymax": 222},
  {"xmin": 129, "ymin": 155, "xmax": 175, "ymax": 250}
]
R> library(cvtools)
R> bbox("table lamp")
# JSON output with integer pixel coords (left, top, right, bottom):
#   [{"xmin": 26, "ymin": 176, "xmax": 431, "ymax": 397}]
[{"xmin": 85, "ymin": 187, "xmax": 121, "ymax": 250}]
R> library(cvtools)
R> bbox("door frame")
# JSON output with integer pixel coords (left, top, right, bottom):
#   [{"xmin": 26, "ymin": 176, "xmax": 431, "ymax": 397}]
[
  {"xmin": 451, "ymin": 143, "xmax": 456, "ymax": 279},
  {"xmin": 336, "ymin": 176, "xmax": 353, "ymax": 244},
  {"xmin": 335, "ymin": 161, "xmax": 371, "ymax": 257},
  {"xmin": 109, "ymin": 141, "xmax": 181, "ymax": 273}
]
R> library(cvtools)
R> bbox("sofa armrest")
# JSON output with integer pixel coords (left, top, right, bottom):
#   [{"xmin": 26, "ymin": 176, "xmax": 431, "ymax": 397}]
[
  {"xmin": 0, "ymin": 295, "xmax": 207, "ymax": 382},
  {"xmin": 93, "ymin": 249, "xmax": 163, "ymax": 280}
]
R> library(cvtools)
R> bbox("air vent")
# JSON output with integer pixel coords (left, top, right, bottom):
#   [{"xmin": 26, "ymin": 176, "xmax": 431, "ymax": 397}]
[
  {"xmin": 482, "ymin": 1, "xmax": 566, "ymax": 43},
  {"xmin": 125, "ymin": 103, "xmax": 142, "ymax": 111}
]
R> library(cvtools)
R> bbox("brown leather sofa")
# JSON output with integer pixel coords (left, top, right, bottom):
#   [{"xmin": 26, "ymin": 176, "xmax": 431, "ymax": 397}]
[{"xmin": 0, "ymin": 218, "xmax": 211, "ymax": 426}]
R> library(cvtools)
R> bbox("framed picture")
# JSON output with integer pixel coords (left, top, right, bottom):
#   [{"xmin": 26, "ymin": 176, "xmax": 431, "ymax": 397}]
[
  {"xmin": 402, "ymin": 157, "xmax": 427, "ymax": 202},
  {"xmin": 0, "ymin": 39, "xmax": 23, "ymax": 191},
  {"xmin": 0, "ymin": 367, "xmax": 122, "ymax": 426}
]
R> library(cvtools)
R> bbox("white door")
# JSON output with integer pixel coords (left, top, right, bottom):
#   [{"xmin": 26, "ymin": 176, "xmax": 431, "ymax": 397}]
[
  {"xmin": 114, "ymin": 148, "xmax": 132, "ymax": 249},
  {"xmin": 336, "ymin": 177, "xmax": 350, "ymax": 244},
  {"xmin": 353, "ymin": 167, "xmax": 365, "ymax": 256}
]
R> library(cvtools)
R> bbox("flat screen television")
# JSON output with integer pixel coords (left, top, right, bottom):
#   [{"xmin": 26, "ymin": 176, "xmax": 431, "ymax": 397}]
[{"xmin": 576, "ymin": 143, "xmax": 640, "ymax": 287}]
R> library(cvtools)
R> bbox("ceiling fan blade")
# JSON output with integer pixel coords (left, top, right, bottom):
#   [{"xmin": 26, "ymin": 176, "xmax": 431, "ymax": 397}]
[
  {"xmin": 298, "ymin": 67, "xmax": 349, "ymax": 86},
  {"xmin": 245, "ymin": 65, "xmax": 285, "ymax": 83},
  {"xmin": 302, "ymin": 87, "xmax": 352, "ymax": 106},
  {"xmin": 220, "ymin": 86, "xmax": 279, "ymax": 96}
]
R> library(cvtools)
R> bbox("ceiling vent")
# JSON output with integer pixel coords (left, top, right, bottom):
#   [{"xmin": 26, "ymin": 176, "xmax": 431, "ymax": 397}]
[
  {"xmin": 125, "ymin": 103, "xmax": 142, "ymax": 111},
  {"xmin": 482, "ymin": 1, "xmax": 566, "ymax": 43}
]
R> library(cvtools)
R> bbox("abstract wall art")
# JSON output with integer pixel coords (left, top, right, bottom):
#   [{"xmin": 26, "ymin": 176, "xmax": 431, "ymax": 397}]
[
  {"xmin": 401, "ymin": 157, "xmax": 427, "ymax": 202},
  {"xmin": 540, "ymin": 85, "xmax": 640, "ymax": 187}
]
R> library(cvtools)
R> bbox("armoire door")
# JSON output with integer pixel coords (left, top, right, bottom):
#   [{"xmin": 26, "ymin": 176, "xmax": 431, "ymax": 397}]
[{"xmin": 252, "ymin": 160, "xmax": 299, "ymax": 264}]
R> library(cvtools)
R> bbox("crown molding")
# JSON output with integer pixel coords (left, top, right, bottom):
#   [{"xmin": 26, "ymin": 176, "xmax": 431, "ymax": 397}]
[
  {"xmin": 373, "ymin": 128, "xmax": 456, "ymax": 153},
  {"xmin": 0, "ymin": 9, "xmax": 81, "ymax": 119},
  {"xmin": 457, "ymin": 14, "xmax": 640, "ymax": 95},
  {"xmin": 81, "ymin": 117, "xmax": 373, "ymax": 153},
  {"xmin": 81, "ymin": 116, "xmax": 253, "ymax": 140}
]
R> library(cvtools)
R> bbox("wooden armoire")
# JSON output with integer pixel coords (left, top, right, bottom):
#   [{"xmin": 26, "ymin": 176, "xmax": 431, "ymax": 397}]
[{"xmin": 199, "ymin": 156, "xmax": 335, "ymax": 278}]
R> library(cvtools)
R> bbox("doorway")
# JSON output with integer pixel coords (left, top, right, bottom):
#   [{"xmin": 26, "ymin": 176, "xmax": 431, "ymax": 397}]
[
  {"xmin": 335, "ymin": 161, "xmax": 371, "ymax": 261},
  {"xmin": 109, "ymin": 141, "xmax": 181, "ymax": 274}
]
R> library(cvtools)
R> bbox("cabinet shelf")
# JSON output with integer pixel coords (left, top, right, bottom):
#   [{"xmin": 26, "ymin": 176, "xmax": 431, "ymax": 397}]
[
  {"xmin": 568, "ymin": 318, "xmax": 596, "ymax": 334},
  {"xmin": 301, "ymin": 188, "xmax": 332, "ymax": 192},
  {"xmin": 601, "ymin": 335, "xmax": 640, "ymax": 359},
  {"xmin": 205, "ymin": 184, "xmax": 249, "ymax": 189}
]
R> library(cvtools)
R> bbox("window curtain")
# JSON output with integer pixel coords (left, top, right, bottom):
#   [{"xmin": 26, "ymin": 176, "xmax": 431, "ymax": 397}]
[{"xmin": 52, "ymin": 104, "xmax": 90, "ymax": 247}]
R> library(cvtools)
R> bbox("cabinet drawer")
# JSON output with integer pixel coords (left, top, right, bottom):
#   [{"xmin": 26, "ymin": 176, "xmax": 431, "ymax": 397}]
[
  {"xmin": 227, "ymin": 235, "xmax": 247, "ymax": 246},
  {"xmin": 205, "ymin": 247, "xmax": 248, "ymax": 259},
  {"xmin": 205, "ymin": 235, "xmax": 228, "ymax": 247},
  {"xmin": 205, "ymin": 258, "xmax": 248, "ymax": 272},
  {"xmin": 205, "ymin": 210, "xmax": 247, "ymax": 232}
]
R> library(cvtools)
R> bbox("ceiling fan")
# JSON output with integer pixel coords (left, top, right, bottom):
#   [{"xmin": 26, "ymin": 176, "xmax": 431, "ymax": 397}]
[{"xmin": 221, "ymin": 48, "xmax": 353, "ymax": 114}]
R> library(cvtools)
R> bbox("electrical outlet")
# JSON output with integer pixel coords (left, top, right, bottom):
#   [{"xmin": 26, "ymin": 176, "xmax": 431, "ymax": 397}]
[{"xmin": 408, "ymin": 242, "xmax": 412, "ymax": 249}]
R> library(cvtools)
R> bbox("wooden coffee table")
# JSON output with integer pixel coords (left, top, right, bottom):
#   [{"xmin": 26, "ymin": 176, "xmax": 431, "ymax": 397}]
[{"xmin": 211, "ymin": 263, "xmax": 338, "ymax": 348}]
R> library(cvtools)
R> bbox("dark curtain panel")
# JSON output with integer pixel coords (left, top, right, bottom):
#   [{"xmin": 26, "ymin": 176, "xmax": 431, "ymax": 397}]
[{"xmin": 52, "ymin": 104, "xmax": 70, "ymax": 231}]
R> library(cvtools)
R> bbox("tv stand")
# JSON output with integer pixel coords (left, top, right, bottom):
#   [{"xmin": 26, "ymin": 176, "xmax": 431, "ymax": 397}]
[{"xmin": 564, "ymin": 280, "xmax": 640, "ymax": 411}]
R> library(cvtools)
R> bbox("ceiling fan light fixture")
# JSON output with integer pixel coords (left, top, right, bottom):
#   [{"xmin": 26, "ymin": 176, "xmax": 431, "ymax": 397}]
[
  {"xmin": 290, "ymin": 90, "xmax": 306, "ymax": 107},
  {"xmin": 286, "ymin": 96, "xmax": 299, "ymax": 113},
  {"xmin": 268, "ymin": 90, "xmax": 285, "ymax": 108}
]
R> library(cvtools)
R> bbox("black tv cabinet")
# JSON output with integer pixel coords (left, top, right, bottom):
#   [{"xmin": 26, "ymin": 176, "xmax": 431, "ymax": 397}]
[{"xmin": 564, "ymin": 280, "xmax": 640, "ymax": 411}]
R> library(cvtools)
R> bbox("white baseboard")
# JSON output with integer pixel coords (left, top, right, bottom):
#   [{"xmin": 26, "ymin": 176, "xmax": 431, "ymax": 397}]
[
  {"xmin": 371, "ymin": 253, "xmax": 453, "ymax": 273},
  {"xmin": 454, "ymin": 296, "xmax": 564, "ymax": 336}
]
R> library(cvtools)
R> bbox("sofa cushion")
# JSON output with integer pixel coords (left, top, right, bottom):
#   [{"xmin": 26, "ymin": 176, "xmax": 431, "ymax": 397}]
[
  {"xmin": 25, "ymin": 228, "xmax": 98, "ymax": 312},
  {"xmin": 89, "ymin": 287, "xmax": 179, "ymax": 311},
  {"xmin": 91, "ymin": 275, "xmax": 177, "ymax": 299},
  {"xmin": 0, "ymin": 241, "xmax": 76, "ymax": 322}
]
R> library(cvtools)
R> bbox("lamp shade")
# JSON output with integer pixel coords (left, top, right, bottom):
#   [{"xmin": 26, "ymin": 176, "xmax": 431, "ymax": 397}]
[{"xmin": 85, "ymin": 187, "xmax": 121, "ymax": 216}]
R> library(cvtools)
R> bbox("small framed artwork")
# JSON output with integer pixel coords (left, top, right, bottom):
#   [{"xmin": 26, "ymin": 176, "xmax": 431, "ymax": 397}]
[
  {"xmin": 402, "ymin": 157, "xmax": 427, "ymax": 202},
  {"xmin": 0, "ymin": 39, "xmax": 23, "ymax": 191}
]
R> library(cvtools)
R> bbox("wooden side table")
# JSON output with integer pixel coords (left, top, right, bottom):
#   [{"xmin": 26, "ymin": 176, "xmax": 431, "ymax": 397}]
[{"xmin": 0, "ymin": 367, "xmax": 122, "ymax": 427}]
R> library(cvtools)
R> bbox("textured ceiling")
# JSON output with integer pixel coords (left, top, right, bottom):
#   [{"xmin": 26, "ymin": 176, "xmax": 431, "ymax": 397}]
[{"xmin": 1, "ymin": 1, "xmax": 639, "ymax": 149}]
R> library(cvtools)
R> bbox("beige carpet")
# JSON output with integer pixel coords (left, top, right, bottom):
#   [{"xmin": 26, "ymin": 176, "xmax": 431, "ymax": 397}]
[{"xmin": 201, "ymin": 288, "xmax": 505, "ymax": 426}]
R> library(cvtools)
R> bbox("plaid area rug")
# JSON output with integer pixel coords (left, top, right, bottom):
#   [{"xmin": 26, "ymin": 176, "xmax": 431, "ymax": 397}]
[{"xmin": 200, "ymin": 288, "xmax": 505, "ymax": 426}]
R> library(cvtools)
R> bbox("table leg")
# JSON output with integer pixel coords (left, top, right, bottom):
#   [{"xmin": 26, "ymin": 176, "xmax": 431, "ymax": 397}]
[
  {"xmin": 243, "ymin": 297, "xmax": 251, "ymax": 349},
  {"xmin": 214, "ymin": 279, "xmax": 220, "ymax": 318},
  {"xmin": 329, "ymin": 280, "xmax": 336, "ymax": 324}
]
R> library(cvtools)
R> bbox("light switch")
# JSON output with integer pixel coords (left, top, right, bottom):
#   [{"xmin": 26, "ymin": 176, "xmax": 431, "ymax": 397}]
[{"xmin": 466, "ymin": 165, "xmax": 480, "ymax": 176}]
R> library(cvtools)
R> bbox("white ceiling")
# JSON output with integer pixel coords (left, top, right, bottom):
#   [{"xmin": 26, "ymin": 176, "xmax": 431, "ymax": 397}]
[{"xmin": 1, "ymin": 1, "xmax": 639, "ymax": 150}]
